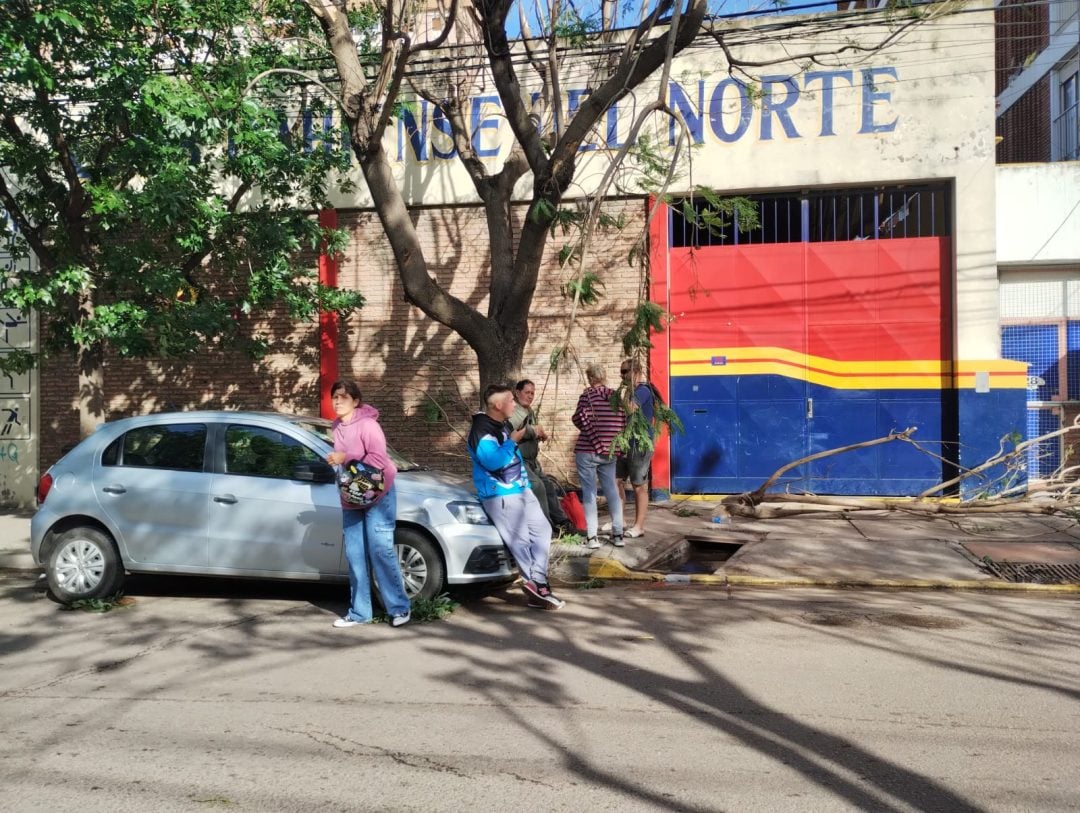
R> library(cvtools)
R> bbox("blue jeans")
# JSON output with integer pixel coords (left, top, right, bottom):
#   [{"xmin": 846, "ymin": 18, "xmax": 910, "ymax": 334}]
[
  {"xmin": 575, "ymin": 452, "xmax": 623, "ymax": 539},
  {"xmin": 342, "ymin": 486, "xmax": 410, "ymax": 622}
]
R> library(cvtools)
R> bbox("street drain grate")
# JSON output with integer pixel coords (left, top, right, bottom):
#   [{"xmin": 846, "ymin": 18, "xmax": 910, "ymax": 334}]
[{"xmin": 981, "ymin": 560, "xmax": 1080, "ymax": 585}]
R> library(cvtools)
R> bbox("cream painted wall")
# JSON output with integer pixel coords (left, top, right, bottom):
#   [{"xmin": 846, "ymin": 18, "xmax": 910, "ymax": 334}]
[
  {"xmin": 325, "ymin": 4, "xmax": 1000, "ymax": 359},
  {"xmin": 997, "ymin": 163, "xmax": 1080, "ymax": 267}
]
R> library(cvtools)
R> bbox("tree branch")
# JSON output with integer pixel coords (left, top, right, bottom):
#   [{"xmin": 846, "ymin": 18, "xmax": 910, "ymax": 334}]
[
  {"xmin": 474, "ymin": 0, "xmax": 549, "ymax": 174},
  {"xmin": 0, "ymin": 173, "xmax": 54, "ymax": 269}
]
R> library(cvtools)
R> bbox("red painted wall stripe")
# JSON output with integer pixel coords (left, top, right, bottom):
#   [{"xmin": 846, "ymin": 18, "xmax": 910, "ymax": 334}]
[
  {"xmin": 318, "ymin": 208, "xmax": 339, "ymax": 420},
  {"xmin": 647, "ymin": 198, "xmax": 671, "ymax": 493}
]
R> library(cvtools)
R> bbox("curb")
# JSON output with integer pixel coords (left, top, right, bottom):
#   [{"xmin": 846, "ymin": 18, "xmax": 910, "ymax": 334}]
[{"xmin": 587, "ymin": 556, "xmax": 1080, "ymax": 593}]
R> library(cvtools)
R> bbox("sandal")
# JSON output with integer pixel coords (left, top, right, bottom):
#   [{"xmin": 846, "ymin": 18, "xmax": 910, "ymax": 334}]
[{"xmin": 624, "ymin": 528, "xmax": 644, "ymax": 539}]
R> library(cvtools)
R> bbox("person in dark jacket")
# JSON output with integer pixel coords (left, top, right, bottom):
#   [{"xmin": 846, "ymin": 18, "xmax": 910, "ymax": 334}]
[
  {"xmin": 510, "ymin": 379, "xmax": 579, "ymax": 535},
  {"xmin": 468, "ymin": 384, "xmax": 564, "ymax": 610}
]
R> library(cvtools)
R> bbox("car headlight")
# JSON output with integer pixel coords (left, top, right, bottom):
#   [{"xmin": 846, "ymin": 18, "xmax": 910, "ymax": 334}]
[{"xmin": 447, "ymin": 501, "xmax": 491, "ymax": 525}]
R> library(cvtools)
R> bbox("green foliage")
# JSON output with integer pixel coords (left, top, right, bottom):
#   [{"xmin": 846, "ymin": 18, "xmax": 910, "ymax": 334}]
[
  {"xmin": 549, "ymin": 207, "xmax": 584, "ymax": 236},
  {"xmin": 62, "ymin": 594, "xmax": 135, "ymax": 613},
  {"xmin": 374, "ymin": 593, "xmax": 460, "ymax": 623},
  {"xmin": 563, "ymin": 271, "xmax": 604, "ymax": 305},
  {"xmin": 554, "ymin": 9, "xmax": 599, "ymax": 45},
  {"xmin": 577, "ymin": 578, "xmax": 607, "ymax": 589},
  {"xmin": 612, "ymin": 303, "xmax": 684, "ymax": 456},
  {"xmin": 665, "ymin": 188, "xmax": 760, "ymax": 248},
  {"xmin": 622, "ymin": 302, "xmax": 666, "ymax": 355},
  {"xmin": 0, "ymin": 0, "xmax": 363, "ymax": 371},
  {"xmin": 627, "ymin": 134, "xmax": 672, "ymax": 193},
  {"xmin": 530, "ymin": 198, "xmax": 557, "ymax": 225},
  {"xmin": 420, "ymin": 392, "xmax": 454, "ymax": 424},
  {"xmin": 549, "ymin": 345, "xmax": 567, "ymax": 372}
]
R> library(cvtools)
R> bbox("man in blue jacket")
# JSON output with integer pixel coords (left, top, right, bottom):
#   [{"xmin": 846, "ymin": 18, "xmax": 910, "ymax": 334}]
[{"xmin": 468, "ymin": 384, "xmax": 564, "ymax": 610}]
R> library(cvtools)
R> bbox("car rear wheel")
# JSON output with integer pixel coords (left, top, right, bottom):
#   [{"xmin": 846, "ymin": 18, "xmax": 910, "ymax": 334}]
[
  {"xmin": 394, "ymin": 528, "xmax": 445, "ymax": 602},
  {"xmin": 46, "ymin": 527, "xmax": 125, "ymax": 604}
]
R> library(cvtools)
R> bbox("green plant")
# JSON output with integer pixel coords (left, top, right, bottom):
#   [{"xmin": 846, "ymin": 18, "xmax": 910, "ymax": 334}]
[
  {"xmin": 673, "ymin": 506, "xmax": 699, "ymax": 518},
  {"xmin": 375, "ymin": 593, "xmax": 459, "ymax": 623},
  {"xmin": 577, "ymin": 578, "xmax": 606, "ymax": 589},
  {"xmin": 558, "ymin": 532, "xmax": 586, "ymax": 545},
  {"xmin": 62, "ymin": 594, "xmax": 135, "ymax": 613}
]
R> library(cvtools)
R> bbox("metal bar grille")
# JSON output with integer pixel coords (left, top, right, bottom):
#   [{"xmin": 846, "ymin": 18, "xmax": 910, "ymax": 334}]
[
  {"xmin": 981, "ymin": 560, "xmax": 1080, "ymax": 585},
  {"xmin": 669, "ymin": 184, "xmax": 950, "ymax": 248}
]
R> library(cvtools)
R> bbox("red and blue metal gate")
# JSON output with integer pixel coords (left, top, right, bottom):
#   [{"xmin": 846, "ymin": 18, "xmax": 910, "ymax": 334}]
[{"xmin": 649, "ymin": 186, "xmax": 961, "ymax": 496}]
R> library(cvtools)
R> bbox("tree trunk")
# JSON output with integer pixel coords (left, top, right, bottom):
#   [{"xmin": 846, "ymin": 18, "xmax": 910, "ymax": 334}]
[
  {"xmin": 474, "ymin": 332, "xmax": 525, "ymax": 398},
  {"xmin": 76, "ymin": 343, "xmax": 104, "ymax": 438}
]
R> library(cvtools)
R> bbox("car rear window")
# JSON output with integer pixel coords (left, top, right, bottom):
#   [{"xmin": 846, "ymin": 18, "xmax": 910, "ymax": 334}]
[{"xmin": 104, "ymin": 424, "xmax": 207, "ymax": 472}]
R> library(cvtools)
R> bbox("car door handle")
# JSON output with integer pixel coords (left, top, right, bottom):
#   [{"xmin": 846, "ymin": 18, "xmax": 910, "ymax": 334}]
[
  {"xmin": 213, "ymin": 494, "xmax": 238, "ymax": 504},
  {"xmin": 102, "ymin": 485, "xmax": 127, "ymax": 495}
]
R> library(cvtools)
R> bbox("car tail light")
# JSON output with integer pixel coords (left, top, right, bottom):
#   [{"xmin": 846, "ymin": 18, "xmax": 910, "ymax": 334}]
[{"xmin": 36, "ymin": 473, "xmax": 53, "ymax": 505}]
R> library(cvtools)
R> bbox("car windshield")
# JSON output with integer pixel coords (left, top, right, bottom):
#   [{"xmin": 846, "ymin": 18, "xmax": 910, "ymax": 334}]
[{"xmin": 290, "ymin": 417, "xmax": 421, "ymax": 471}]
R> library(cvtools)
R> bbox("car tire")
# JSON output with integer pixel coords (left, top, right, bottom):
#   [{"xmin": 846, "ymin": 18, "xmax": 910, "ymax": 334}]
[
  {"xmin": 46, "ymin": 527, "xmax": 125, "ymax": 604},
  {"xmin": 394, "ymin": 528, "xmax": 445, "ymax": 602}
]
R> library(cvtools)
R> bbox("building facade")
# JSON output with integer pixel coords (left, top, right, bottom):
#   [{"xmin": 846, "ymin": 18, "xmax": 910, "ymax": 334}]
[{"xmin": 25, "ymin": 3, "xmax": 1026, "ymax": 502}]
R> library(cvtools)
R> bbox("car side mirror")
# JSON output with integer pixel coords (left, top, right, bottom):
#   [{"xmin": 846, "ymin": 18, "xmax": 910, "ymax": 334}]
[{"xmin": 292, "ymin": 461, "xmax": 336, "ymax": 484}]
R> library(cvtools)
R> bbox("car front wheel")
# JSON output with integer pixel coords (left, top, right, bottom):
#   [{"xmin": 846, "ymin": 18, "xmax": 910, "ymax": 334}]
[
  {"xmin": 394, "ymin": 528, "xmax": 445, "ymax": 602},
  {"xmin": 46, "ymin": 527, "xmax": 125, "ymax": 604}
]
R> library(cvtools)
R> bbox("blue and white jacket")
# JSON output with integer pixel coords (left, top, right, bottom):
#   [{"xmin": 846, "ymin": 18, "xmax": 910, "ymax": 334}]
[{"xmin": 467, "ymin": 412, "xmax": 530, "ymax": 500}]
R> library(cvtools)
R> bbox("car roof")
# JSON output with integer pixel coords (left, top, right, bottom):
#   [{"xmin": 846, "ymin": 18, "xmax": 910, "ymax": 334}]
[{"xmin": 96, "ymin": 411, "xmax": 330, "ymax": 431}]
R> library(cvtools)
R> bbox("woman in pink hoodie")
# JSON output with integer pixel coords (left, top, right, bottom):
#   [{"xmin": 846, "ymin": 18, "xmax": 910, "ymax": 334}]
[{"xmin": 326, "ymin": 380, "xmax": 411, "ymax": 629}]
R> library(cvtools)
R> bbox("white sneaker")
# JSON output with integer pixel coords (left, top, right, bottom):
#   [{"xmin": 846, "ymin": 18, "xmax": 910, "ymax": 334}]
[
  {"xmin": 391, "ymin": 611, "xmax": 411, "ymax": 627},
  {"xmin": 600, "ymin": 522, "xmax": 612, "ymax": 533},
  {"xmin": 333, "ymin": 617, "xmax": 362, "ymax": 628},
  {"xmin": 586, "ymin": 537, "xmax": 601, "ymax": 549}
]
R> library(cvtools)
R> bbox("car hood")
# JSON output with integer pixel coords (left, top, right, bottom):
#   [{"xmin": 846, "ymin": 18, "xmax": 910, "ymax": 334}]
[{"xmin": 396, "ymin": 468, "xmax": 477, "ymax": 502}]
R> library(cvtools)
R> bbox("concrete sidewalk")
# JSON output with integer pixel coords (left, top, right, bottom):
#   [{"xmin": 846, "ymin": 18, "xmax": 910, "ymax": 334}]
[
  {"xmin": 557, "ymin": 501, "xmax": 1080, "ymax": 593},
  {"xmin": 0, "ymin": 512, "xmax": 34, "ymax": 571},
  {"xmin": 8, "ymin": 504, "xmax": 1080, "ymax": 592}
]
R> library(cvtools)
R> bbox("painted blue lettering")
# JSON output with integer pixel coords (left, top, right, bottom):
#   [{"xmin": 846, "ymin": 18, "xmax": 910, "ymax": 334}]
[
  {"xmin": 669, "ymin": 81, "xmax": 705, "ymax": 145},
  {"xmin": 708, "ymin": 79, "xmax": 752, "ymax": 143},
  {"xmin": 567, "ymin": 89, "xmax": 597, "ymax": 151},
  {"xmin": 530, "ymin": 92, "xmax": 545, "ymax": 134},
  {"xmin": 431, "ymin": 103, "xmax": 457, "ymax": 159},
  {"xmin": 803, "ymin": 70, "xmax": 853, "ymax": 137},
  {"xmin": 860, "ymin": 67, "xmax": 898, "ymax": 134},
  {"xmin": 471, "ymin": 95, "xmax": 501, "ymax": 158},
  {"xmin": 303, "ymin": 110, "xmax": 314, "ymax": 153},
  {"xmin": 397, "ymin": 101, "xmax": 429, "ymax": 161},
  {"xmin": 321, "ymin": 111, "xmax": 335, "ymax": 154},
  {"xmin": 760, "ymin": 76, "xmax": 801, "ymax": 140},
  {"xmin": 606, "ymin": 103, "xmax": 624, "ymax": 148}
]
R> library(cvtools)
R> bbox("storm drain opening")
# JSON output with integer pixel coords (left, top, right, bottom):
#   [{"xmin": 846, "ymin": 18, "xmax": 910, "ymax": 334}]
[
  {"xmin": 654, "ymin": 538, "xmax": 745, "ymax": 575},
  {"xmin": 980, "ymin": 560, "xmax": 1080, "ymax": 585}
]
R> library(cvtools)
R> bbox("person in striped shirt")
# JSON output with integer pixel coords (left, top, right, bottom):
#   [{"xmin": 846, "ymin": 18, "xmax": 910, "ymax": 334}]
[{"xmin": 572, "ymin": 362, "xmax": 627, "ymax": 549}]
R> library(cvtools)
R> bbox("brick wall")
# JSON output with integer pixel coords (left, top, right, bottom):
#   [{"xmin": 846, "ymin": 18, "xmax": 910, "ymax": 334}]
[
  {"xmin": 38, "ymin": 312, "xmax": 322, "ymax": 470},
  {"xmin": 37, "ymin": 198, "xmax": 650, "ymax": 486},
  {"xmin": 997, "ymin": 76, "xmax": 1052, "ymax": 163},
  {"xmin": 995, "ymin": 0, "xmax": 1049, "ymax": 96},
  {"xmin": 335, "ymin": 199, "xmax": 648, "ymax": 480}
]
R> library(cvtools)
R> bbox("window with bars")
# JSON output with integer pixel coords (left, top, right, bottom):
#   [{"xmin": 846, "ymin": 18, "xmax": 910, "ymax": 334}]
[{"xmin": 669, "ymin": 184, "xmax": 951, "ymax": 248}]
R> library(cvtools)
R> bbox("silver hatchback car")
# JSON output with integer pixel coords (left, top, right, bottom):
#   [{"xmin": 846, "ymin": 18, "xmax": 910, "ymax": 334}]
[{"xmin": 31, "ymin": 411, "xmax": 514, "ymax": 603}]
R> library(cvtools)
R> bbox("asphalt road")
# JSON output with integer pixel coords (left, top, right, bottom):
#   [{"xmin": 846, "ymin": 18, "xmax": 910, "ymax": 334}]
[{"xmin": 1, "ymin": 572, "xmax": 1078, "ymax": 812}]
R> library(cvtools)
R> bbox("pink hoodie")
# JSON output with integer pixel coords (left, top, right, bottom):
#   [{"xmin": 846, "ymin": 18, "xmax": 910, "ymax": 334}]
[{"xmin": 332, "ymin": 403, "xmax": 397, "ymax": 507}]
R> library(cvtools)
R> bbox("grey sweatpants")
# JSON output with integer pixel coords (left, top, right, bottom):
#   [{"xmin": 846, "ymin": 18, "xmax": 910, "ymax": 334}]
[{"xmin": 482, "ymin": 489, "xmax": 553, "ymax": 584}]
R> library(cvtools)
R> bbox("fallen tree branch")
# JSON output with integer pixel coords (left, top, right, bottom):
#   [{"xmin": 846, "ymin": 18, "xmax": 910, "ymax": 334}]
[
  {"xmin": 917, "ymin": 415, "xmax": 1080, "ymax": 498},
  {"xmin": 725, "ymin": 427, "xmax": 916, "ymax": 507}
]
